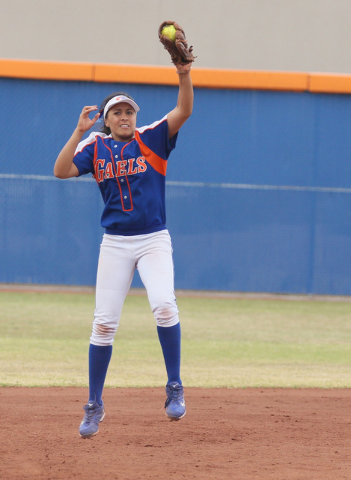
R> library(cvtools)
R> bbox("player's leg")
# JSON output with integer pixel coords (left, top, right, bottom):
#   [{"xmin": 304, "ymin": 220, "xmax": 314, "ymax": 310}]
[
  {"xmin": 136, "ymin": 230, "xmax": 185, "ymax": 420},
  {"xmin": 90, "ymin": 235, "xmax": 135, "ymax": 403},
  {"xmin": 136, "ymin": 230, "xmax": 180, "ymax": 382},
  {"xmin": 80, "ymin": 234, "xmax": 135, "ymax": 438}
]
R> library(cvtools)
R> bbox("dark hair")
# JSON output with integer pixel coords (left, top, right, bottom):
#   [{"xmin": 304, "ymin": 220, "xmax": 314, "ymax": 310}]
[{"xmin": 99, "ymin": 91, "xmax": 137, "ymax": 135}]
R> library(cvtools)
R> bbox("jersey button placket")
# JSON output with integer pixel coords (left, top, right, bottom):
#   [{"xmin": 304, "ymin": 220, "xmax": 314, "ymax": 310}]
[
  {"xmin": 117, "ymin": 143, "xmax": 133, "ymax": 211},
  {"xmin": 118, "ymin": 176, "xmax": 131, "ymax": 210}
]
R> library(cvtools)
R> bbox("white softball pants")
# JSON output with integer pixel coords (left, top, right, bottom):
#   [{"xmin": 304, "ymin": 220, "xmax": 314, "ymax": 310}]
[{"xmin": 90, "ymin": 229, "xmax": 179, "ymax": 346}]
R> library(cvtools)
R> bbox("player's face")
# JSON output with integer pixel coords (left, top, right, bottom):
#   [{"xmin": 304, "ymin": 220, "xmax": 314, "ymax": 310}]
[{"xmin": 104, "ymin": 102, "xmax": 137, "ymax": 141}]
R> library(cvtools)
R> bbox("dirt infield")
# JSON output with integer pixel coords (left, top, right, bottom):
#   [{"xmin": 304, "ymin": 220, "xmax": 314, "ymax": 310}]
[{"xmin": 1, "ymin": 387, "xmax": 351, "ymax": 479}]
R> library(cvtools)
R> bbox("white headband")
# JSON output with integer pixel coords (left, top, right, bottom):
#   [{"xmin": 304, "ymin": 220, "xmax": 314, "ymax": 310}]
[{"xmin": 102, "ymin": 95, "xmax": 140, "ymax": 119}]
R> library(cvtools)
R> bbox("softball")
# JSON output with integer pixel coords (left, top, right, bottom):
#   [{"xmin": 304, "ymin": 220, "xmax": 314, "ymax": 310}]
[{"xmin": 161, "ymin": 24, "xmax": 176, "ymax": 42}]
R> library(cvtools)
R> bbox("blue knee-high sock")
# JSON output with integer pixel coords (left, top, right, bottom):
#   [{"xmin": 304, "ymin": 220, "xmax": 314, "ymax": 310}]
[
  {"xmin": 157, "ymin": 323, "xmax": 182, "ymax": 385},
  {"xmin": 88, "ymin": 344, "xmax": 112, "ymax": 405}
]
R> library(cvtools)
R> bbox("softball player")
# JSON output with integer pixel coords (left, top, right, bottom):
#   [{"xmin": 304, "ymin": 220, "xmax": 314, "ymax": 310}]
[{"xmin": 54, "ymin": 61, "xmax": 193, "ymax": 438}]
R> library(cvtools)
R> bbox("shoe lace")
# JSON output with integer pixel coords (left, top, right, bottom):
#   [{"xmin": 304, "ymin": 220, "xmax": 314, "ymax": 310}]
[
  {"xmin": 165, "ymin": 384, "xmax": 182, "ymax": 408},
  {"xmin": 83, "ymin": 404, "xmax": 96, "ymax": 421}
]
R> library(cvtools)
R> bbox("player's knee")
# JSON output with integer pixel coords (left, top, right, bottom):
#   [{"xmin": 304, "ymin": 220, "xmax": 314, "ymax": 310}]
[
  {"xmin": 90, "ymin": 320, "xmax": 118, "ymax": 345},
  {"xmin": 153, "ymin": 303, "xmax": 179, "ymax": 327}
]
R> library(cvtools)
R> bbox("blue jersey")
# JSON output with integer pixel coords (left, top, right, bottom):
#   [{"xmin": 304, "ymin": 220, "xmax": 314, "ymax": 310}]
[{"xmin": 73, "ymin": 115, "xmax": 178, "ymax": 236}]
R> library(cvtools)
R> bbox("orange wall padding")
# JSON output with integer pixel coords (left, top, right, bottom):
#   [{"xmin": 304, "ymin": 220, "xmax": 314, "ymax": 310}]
[{"xmin": 1, "ymin": 58, "xmax": 351, "ymax": 94}]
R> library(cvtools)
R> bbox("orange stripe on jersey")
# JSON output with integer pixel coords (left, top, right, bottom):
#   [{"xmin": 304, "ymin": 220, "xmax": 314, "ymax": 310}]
[
  {"xmin": 134, "ymin": 131, "xmax": 167, "ymax": 177},
  {"xmin": 92, "ymin": 140, "xmax": 99, "ymax": 183}
]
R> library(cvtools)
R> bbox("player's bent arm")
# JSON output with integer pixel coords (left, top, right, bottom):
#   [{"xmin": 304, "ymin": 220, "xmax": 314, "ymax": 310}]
[
  {"xmin": 54, "ymin": 129, "xmax": 82, "ymax": 178},
  {"xmin": 167, "ymin": 66, "xmax": 194, "ymax": 139},
  {"xmin": 54, "ymin": 105, "xmax": 100, "ymax": 179}
]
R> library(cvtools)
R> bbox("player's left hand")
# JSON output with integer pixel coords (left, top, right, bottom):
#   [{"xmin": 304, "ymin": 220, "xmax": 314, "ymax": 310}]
[
  {"xmin": 176, "ymin": 63, "xmax": 192, "ymax": 75},
  {"xmin": 158, "ymin": 21, "xmax": 195, "ymax": 66}
]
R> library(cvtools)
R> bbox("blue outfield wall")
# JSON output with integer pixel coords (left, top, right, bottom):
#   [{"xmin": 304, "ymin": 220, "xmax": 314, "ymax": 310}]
[{"xmin": 1, "ymin": 77, "xmax": 351, "ymax": 295}]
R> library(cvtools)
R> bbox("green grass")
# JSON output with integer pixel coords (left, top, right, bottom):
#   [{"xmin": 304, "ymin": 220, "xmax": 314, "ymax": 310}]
[{"xmin": 1, "ymin": 290, "xmax": 351, "ymax": 387}]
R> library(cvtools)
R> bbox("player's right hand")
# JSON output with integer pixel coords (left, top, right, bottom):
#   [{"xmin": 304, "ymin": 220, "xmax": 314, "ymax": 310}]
[{"xmin": 77, "ymin": 106, "xmax": 100, "ymax": 133}]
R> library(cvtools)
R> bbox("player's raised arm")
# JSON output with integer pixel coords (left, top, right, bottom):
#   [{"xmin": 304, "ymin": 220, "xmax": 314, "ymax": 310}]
[
  {"xmin": 54, "ymin": 105, "xmax": 99, "ymax": 178},
  {"xmin": 158, "ymin": 21, "xmax": 195, "ymax": 138},
  {"xmin": 167, "ymin": 63, "xmax": 194, "ymax": 138}
]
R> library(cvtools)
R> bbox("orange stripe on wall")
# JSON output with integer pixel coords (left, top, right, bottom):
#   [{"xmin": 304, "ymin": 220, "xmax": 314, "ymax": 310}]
[
  {"xmin": 94, "ymin": 64, "xmax": 178, "ymax": 86},
  {"xmin": 0, "ymin": 58, "xmax": 351, "ymax": 94},
  {"xmin": 94, "ymin": 64, "xmax": 309, "ymax": 91},
  {"xmin": 191, "ymin": 68, "xmax": 309, "ymax": 91},
  {"xmin": 76, "ymin": 63, "xmax": 310, "ymax": 91},
  {"xmin": 309, "ymin": 73, "xmax": 351, "ymax": 94},
  {"xmin": 0, "ymin": 59, "xmax": 94, "ymax": 81}
]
